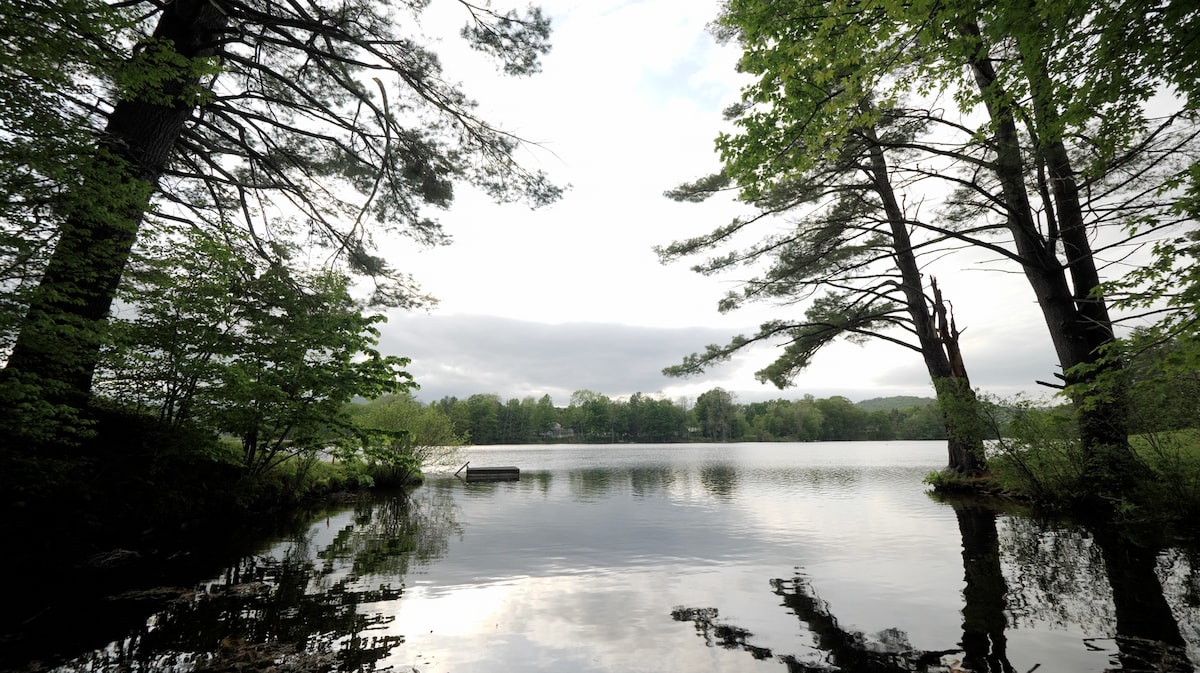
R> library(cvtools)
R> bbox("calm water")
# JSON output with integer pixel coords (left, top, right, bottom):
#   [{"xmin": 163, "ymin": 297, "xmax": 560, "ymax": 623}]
[{"xmin": 8, "ymin": 441, "xmax": 1200, "ymax": 672}]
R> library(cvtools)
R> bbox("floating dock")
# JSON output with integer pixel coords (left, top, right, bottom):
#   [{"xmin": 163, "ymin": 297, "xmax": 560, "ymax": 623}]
[{"xmin": 456, "ymin": 462, "xmax": 520, "ymax": 482}]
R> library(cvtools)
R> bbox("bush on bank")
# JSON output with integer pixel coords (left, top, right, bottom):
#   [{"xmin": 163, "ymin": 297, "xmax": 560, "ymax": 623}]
[
  {"xmin": 927, "ymin": 397, "xmax": 1200, "ymax": 524},
  {"xmin": 0, "ymin": 399, "xmax": 424, "ymax": 571}
]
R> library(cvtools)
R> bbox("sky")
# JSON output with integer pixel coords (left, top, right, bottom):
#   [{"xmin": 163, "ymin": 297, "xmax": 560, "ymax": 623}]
[{"xmin": 371, "ymin": 0, "xmax": 1066, "ymax": 408}]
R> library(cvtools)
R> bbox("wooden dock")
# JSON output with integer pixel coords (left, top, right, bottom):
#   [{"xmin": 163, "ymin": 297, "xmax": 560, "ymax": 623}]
[{"xmin": 456, "ymin": 462, "xmax": 520, "ymax": 482}]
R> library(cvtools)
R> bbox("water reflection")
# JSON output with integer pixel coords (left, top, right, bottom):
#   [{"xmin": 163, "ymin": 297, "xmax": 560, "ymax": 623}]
[
  {"xmin": 673, "ymin": 574, "xmax": 953, "ymax": 672},
  {"xmin": 39, "ymin": 490, "xmax": 459, "ymax": 673},
  {"xmin": 699, "ymin": 463, "xmax": 738, "ymax": 500},
  {"xmin": 569, "ymin": 467, "xmax": 613, "ymax": 500},
  {"xmin": 998, "ymin": 515, "xmax": 1195, "ymax": 670},
  {"xmin": 949, "ymin": 498, "xmax": 1014, "ymax": 673},
  {"xmin": 318, "ymin": 490, "xmax": 461, "ymax": 580},
  {"xmin": 629, "ymin": 465, "xmax": 677, "ymax": 497},
  {"xmin": 670, "ymin": 607, "xmax": 774, "ymax": 660},
  {"xmin": 12, "ymin": 443, "xmax": 1200, "ymax": 673},
  {"xmin": 672, "ymin": 492, "xmax": 1198, "ymax": 673}
]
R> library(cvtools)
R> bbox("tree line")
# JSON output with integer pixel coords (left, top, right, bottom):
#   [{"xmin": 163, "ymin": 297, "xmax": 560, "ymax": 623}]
[
  {"xmin": 405, "ymin": 336, "xmax": 1200, "ymax": 450},
  {"xmin": 425, "ymin": 390, "xmax": 948, "ymax": 445}
]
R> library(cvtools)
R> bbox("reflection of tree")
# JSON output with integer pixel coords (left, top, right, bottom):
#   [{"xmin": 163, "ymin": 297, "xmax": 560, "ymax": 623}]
[
  {"xmin": 997, "ymin": 514, "xmax": 1196, "ymax": 670},
  {"xmin": 671, "ymin": 607, "xmax": 774, "ymax": 660},
  {"xmin": 519, "ymin": 470, "xmax": 554, "ymax": 495},
  {"xmin": 52, "ymin": 553, "xmax": 404, "ymax": 672},
  {"xmin": 630, "ymin": 465, "xmax": 676, "ymax": 497},
  {"xmin": 999, "ymin": 516, "xmax": 1110, "ymax": 631},
  {"xmin": 568, "ymin": 467, "xmax": 612, "ymax": 499},
  {"xmin": 567, "ymin": 466, "xmax": 680, "ymax": 499},
  {"xmin": 772, "ymin": 576, "xmax": 951, "ymax": 672},
  {"xmin": 673, "ymin": 576, "xmax": 952, "ymax": 672},
  {"xmin": 699, "ymin": 463, "xmax": 737, "ymax": 500},
  {"xmin": 950, "ymin": 499, "xmax": 1015, "ymax": 673},
  {"xmin": 45, "ymin": 491, "xmax": 461, "ymax": 672},
  {"xmin": 318, "ymin": 490, "xmax": 462, "ymax": 580},
  {"xmin": 1089, "ymin": 525, "xmax": 1192, "ymax": 673}
]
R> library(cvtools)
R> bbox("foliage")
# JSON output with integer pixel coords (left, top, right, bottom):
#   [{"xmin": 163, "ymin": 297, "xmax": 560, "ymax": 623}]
[
  {"xmin": 0, "ymin": 0, "xmax": 560, "ymax": 449},
  {"xmin": 856, "ymin": 396, "xmax": 936, "ymax": 412},
  {"xmin": 979, "ymin": 392, "xmax": 1200, "ymax": 520},
  {"xmin": 1129, "ymin": 430, "xmax": 1200, "ymax": 520},
  {"xmin": 979, "ymin": 397, "xmax": 1089, "ymax": 505},
  {"xmin": 663, "ymin": 0, "xmax": 1198, "ymax": 492},
  {"xmin": 345, "ymin": 393, "xmax": 466, "ymax": 485},
  {"xmin": 694, "ymin": 387, "xmax": 738, "ymax": 441},
  {"xmin": 98, "ymin": 230, "xmax": 414, "ymax": 476},
  {"xmin": 208, "ymin": 270, "xmax": 412, "ymax": 475},
  {"xmin": 0, "ymin": 0, "xmax": 560, "ymax": 306}
]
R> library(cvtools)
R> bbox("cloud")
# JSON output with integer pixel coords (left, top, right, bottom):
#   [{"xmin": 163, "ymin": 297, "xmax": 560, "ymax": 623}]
[
  {"xmin": 378, "ymin": 313, "xmax": 747, "ymax": 404},
  {"xmin": 375, "ymin": 309, "xmax": 1063, "ymax": 407},
  {"xmin": 366, "ymin": 1, "xmax": 1069, "ymax": 410}
]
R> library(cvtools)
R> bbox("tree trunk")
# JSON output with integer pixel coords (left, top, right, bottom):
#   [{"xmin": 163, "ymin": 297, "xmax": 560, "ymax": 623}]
[
  {"xmin": 930, "ymin": 279, "xmax": 987, "ymax": 476},
  {"xmin": 862, "ymin": 120, "xmax": 986, "ymax": 475},
  {"xmin": 961, "ymin": 21, "xmax": 1141, "ymax": 495},
  {"xmin": 1, "ymin": 1, "xmax": 227, "ymax": 444}
]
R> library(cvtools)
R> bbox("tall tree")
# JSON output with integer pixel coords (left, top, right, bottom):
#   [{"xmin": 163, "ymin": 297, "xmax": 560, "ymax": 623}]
[
  {"xmin": 912, "ymin": 0, "xmax": 1195, "ymax": 491},
  {"xmin": 694, "ymin": 387, "xmax": 737, "ymax": 441},
  {"xmin": 659, "ymin": 31, "xmax": 990, "ymax": 472},
  {"xmin": 100, "ymin": 229, "xmax": 416, "ymax": 475},
  {"xmin": 0, "ymin": 0, "xmax": 558, "ymax": 447},
  {"xmin": 666, "ymin": 0, "xmax": 1196, "ymax": 493}
]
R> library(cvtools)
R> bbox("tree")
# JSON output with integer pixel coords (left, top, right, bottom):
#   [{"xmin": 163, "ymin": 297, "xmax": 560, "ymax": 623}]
[
  {"xmin": 694, "ymin": 387, "xmax": 737, "ymax": 441},
  {"xmin": 1099, "ymin": 228, "xmax": 1200, "ymax": 436},
  {"xmin": 0, "ymin": 0, "xmax": 559, "ymax": 448},
  {"xmin": 461, "ymin": 394, "xmax": 502, "ymax": 445},
  {"xmin": 210, "ymin": 268, "xmax": 413, "ymax": 474},
  {"xmin": 664, "ymin": 0, "xmax": 1196, "ymax": 493},
  {"xmin": 911, "ymin": 0, "xmax": 1195, "ymax": 492},
  {"xmin": 347, "ymin": 393, "xmax": 466, "ymax": 483},
  {"xmin": 531, "ymin": 394, "xmax": 559, "ymax": 438},
  {"xmin": 660, "ymin": 12, "xmax": 990, "ymax": 472},
  {"xmin": 570, "ymin": 389, "xmax": 615, "ymax": 442},
  {"xmin": 97, "ymin": 226, "xmax": 246, "ymax": 428},
  {"xmin": 100, "ymin": 232, "xmax": 413, "ymax": 475}
]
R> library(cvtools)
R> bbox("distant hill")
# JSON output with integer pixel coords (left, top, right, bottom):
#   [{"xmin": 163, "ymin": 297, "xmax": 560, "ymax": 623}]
[{"xmin": 855, "ymin": 396, "xmax": 936, "ymax": 412}]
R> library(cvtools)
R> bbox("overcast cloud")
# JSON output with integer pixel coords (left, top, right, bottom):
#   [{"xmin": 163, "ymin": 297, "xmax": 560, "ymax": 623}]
[{"xmin": 380, "ymin": 313, "xmax": 1061, "ymax": 406}]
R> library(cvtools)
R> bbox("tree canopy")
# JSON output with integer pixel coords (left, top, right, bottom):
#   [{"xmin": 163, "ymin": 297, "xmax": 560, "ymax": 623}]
[
  {"xmin": 0, "ymin": 0, "xmax": 561, "ymax": 448},
  {"xmin": 660, "ymin": 0, "xmax": 1199, "ymax": 495}
]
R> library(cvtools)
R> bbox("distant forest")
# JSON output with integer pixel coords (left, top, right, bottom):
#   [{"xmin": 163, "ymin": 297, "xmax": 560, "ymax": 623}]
[{"xmin": 427, "ymin": 389, "xmax": 947, "ymax": 445}]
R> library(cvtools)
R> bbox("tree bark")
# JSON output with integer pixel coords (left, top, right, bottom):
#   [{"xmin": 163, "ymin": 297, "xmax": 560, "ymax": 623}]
[
  {"xmin": 2, "ymin": 1, "xmax": 228, "ymax": 440},
  {"xmin": 960, "ymin": 21, "xmax": 1140, "ymax": 495},
  {"xmin": 862, "ymin": 121, "xmax": 986, "ymax": 475},
  {"xmin": 930, "ymin": 279, "xmax": 986, "ymax": 475}
]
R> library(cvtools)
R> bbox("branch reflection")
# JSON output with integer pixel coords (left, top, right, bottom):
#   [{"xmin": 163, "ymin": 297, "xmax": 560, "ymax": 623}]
[{"xmin": 43, "ymin": 490, "xmax": 460, "ymax": 672}]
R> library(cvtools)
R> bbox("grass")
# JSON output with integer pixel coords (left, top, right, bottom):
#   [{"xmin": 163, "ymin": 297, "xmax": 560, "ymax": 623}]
[{"xmin": 956, "ymin": 426, "xmax": 1200, "ymax": 524}]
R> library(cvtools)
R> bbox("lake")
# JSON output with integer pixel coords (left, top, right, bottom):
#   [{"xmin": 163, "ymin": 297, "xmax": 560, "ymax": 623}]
[{"xmin": 7, "ymin": 441, "xmax": 1199, "ymax": 672}]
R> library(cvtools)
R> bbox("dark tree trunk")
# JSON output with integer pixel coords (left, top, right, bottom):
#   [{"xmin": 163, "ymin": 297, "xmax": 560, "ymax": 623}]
[
  {"xmin": 961, "ymin": 21, "xmax": 1142, "ymax": 495},
  {"xmin": 863, "ymin": 122, "xmax": 986, "ymax": 475},
  {"xmin": 931, "ymin": 280, "xmax": 986, "ymax": 476},
  {"xmin": 1, "ymin": 1, "xmax": 227, "ymax": 443}
]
